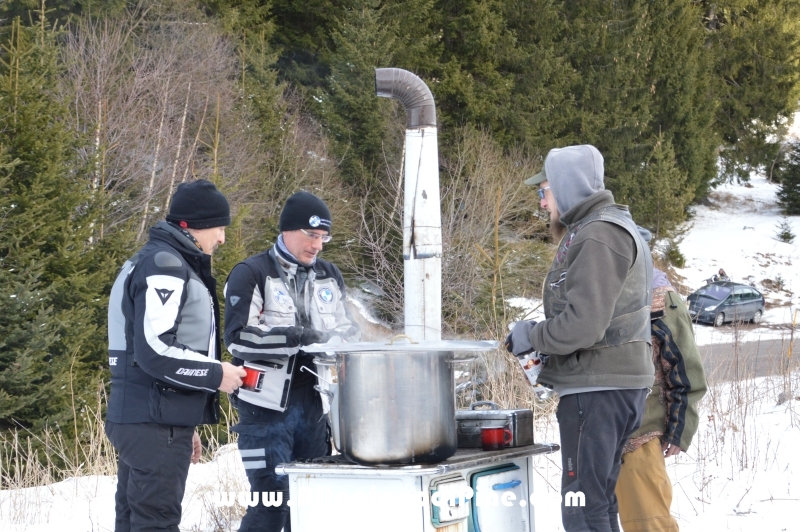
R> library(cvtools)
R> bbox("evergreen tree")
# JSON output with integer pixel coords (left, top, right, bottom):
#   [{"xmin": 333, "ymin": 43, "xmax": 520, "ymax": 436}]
[
  {"xmin": 0, "ymin": 0, "xmax": 127, "ymax": 23},
  {"xmin": 200, "ymin": 0, "xmax": 273, "ymax": 36},
  {"xmin": 627, "ymin": 134, "xmax": 693, "ymax": 240},
  {"xmin": 0, "ymin": 149, "xmax": 59, "ymax": 425},
  {"xmin": 430, "ymin": 0, "xmax": 516, "ymax": 140},
  {"xmin": 238, "ymin": 30, "xmax": 286, "ymax": 148},
  {"xmin": 700, "ymin": 0, "xmax": 800, "ymax": 180},
  {"xmin": 774, "ymin": 216, "xmax": 795, "ymax": 242},
  {"xmin": 554, "ymin": 0, "xmax": 655, "ymax": 196},
  {"xmin": 775, "ymin": 140, "xmax": 800, "ymax": 215},
  {"xmin": 499, "ymin": 0, "xmax": 581, "ymax": 150},
  {"xmin": 644, "ymin": 0, "xmax": 718, "ymax": 201},
  {"xmin": 263, "ymin": 0, "xmax": 347, "ymax": 88},
  {"xmin": 0, "ymin": 18, "xmax": 119, "ymax": 437},
  {"xmin": 317, "ymin": 0, "xmax": 402, "ymax": 190}
]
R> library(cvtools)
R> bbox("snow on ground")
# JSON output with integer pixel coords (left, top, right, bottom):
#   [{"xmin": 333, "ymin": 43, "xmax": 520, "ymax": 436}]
[
  {"xmin": 507, "ymin": 296, "xmax": 546, "ymax": 323},
  {"xmin": 0, "ymin": 476, "xmax": 117, "ymax": 531},
  {"xmin": 0, "ymin": 444, "xmax": 250, "ymax": 532},
  {"xmin": 671, "ymin": 176, "xmax": 800, "ymax": 346}
]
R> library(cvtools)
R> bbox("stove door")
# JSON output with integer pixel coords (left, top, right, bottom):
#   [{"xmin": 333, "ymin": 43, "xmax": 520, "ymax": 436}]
[
  {"xmin": 430, "ymin": 475, "xmax": 470, "ymax": 527},
  {"xmin": 469, "ymin": 464, "xmax": 530, "ymax": 532}
]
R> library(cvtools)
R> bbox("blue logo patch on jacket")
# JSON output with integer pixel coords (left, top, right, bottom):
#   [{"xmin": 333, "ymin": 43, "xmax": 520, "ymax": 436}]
[
  {"xmin": 273, "ymin": 287, "xmax": 290, "ymax": 306},
  {"xmin": 317, "ymin": 287, "xmax": 334, "ymax": 304}
]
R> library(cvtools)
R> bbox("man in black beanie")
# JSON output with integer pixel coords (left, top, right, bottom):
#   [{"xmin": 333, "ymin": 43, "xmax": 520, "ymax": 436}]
[
  {"xmin": 224, "ymin": 190, "xmax": 360, "ymax": 532},
  {"xmin": 106, "ymin": 179, "xmax": 247, "ymax": 532}
]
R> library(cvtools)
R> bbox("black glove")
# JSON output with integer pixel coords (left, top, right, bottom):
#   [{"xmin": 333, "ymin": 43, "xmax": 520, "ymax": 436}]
[
  {"xmin": 299, "ymin": 327, "xmax": 330, "ymax": 346},
  {"xmin": 505, "ymin": 320, "xmax": 537, "ymax": 358}
]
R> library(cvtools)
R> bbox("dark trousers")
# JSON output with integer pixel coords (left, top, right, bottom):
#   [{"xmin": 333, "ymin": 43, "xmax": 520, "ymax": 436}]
[
  {"xmin": 105, "ymin": 421, "xmax": 195, "ymax": 532},
  {"xmin": 233, "ymin": 381, "xmax": 329, "ymax": 532},
  {"xmin": 556, "ymin": 388, "xmax": 648, "ymax": 532}
]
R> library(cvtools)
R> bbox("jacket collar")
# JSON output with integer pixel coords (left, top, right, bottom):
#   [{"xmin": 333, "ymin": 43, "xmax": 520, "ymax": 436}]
[
  {"xmin": 149, "ymin": 221, "xmax": 209, "ymax": 264},
  {"xmin": 561, "ymin": 190, "xmax": 615, "ymax": 227}
]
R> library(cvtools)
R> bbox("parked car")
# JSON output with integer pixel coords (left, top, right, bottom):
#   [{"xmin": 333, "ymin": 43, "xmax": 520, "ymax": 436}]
[{"xmin": 686, "ymin": 281, "xmax": 765, "ymax": 326}]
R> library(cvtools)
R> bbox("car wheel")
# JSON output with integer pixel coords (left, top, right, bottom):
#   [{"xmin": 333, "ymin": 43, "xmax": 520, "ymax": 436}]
[
  {"xmin": 752, "ymin": 309, "xmax": 763, "ymax": 324},
  {"xmin": 714, "ymin": 313, "xmax": 725, "ymax": 327}
]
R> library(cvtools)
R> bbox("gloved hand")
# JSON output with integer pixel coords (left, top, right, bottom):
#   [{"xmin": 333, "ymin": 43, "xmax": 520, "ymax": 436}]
[
  {"xmin": 299, "ymin": 327, "xmax": 330, "ymax": 346},
  {"xmin": 504, "ymin": 320, "xmax": 537, "ymax": 358}
]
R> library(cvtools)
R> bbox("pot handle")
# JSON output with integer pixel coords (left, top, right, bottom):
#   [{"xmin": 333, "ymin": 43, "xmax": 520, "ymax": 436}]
[
  {"xmin": 300, "ymin": 365, "xmax": 334, "ymax": 384},
  {"xmin": 387, "ymin": 334, "xmax": 419, "ymax": 345},
  {"xmin": 469, "ymin": 400, "xmax": 501, "ymax": 410},
  {"xmin": 313, "ymin": 357, "xmax": 337, "ymax": 367}
]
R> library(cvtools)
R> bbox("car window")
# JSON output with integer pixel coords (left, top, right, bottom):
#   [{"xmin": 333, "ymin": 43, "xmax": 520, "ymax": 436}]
[
  {"xmin": 733, "ymin": 288, "xmax": 746, "ymax": 302},
  {"xmin": 696, "ymin": 284, "xmax": 731, "ymax": 301},
  {"xmin": 741, "ymin": 288, "xmax": 753, "ymax": 301}
]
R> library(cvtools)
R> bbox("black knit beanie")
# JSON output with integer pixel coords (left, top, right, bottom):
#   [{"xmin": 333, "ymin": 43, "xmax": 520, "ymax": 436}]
[
  {"xmin": 279, "ymin": 191, "xmax": 332, "ymax": 233},
  {"xmin": 166, "ymin": 179, "xmax": 231, "ymax": 229}
]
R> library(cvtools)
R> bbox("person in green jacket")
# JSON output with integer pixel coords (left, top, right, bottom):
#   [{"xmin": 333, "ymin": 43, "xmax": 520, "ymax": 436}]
[{"xmin": 615, "ymin": 261, "xmax": 708, "ymax": 532}]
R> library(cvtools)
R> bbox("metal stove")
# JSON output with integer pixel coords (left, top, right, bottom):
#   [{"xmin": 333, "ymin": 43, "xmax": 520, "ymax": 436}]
[{"xmin": 277, "ymin": 444, "xmax": 558, "ymax": 532}]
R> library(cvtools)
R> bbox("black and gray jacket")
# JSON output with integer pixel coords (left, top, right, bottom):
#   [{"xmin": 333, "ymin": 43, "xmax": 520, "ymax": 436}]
[
  {"xmin": 224, "ymin": 245, "xmax": 360, "ymax": 412},
  {"xmin": 107, "ymin": 221, "xmax": 223, "ymax": 427}
]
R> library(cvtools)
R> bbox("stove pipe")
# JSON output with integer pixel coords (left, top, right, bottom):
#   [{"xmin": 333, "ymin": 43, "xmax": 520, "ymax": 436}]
[{"xmin": 375, "ymin": 68, "xmax": 442, "ymax": 342}]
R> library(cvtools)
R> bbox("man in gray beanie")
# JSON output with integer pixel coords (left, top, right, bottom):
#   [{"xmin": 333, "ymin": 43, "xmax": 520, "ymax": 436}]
[
  {"xmin": 106, "ymin": 179, "xmax": 246, "ymax": 532},
  {"xmin": 505, "ymin": 145, "xmax": 654, "ymax": 532},
  {"xmin": 224, "ymin": 190, "xmax": 360, "ymax": 532}
]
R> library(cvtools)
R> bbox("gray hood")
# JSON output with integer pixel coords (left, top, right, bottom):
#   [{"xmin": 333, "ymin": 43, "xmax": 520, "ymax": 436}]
[
  {"xmin": 653, "ymin": 267, "xmax": 671, "ymax": 289},
  {"xmin": 545, "ymin": 144, "xmax": 605, "ymax": 216}
]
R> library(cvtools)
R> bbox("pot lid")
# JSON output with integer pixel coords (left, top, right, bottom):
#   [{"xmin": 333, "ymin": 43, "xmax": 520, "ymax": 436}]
[{"xmin": 303, "ymin": 335, "xmax": 499, "ymax": 354}]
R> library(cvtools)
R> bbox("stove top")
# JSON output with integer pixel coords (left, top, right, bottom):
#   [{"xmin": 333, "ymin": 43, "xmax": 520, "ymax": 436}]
[
  {"xmin": 308, "ymin": 453, "xmax": 358, "ymax": 465},
  {"xmin": 276, "ymin": 443, "xmax": 559, "ymax": 477}
]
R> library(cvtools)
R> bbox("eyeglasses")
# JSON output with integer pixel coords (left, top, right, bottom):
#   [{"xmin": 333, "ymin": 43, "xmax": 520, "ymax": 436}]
[
  {"xmin": 300, "ymin": 228, "xmax": 332, "ymax": 243},
  {"xmin": 537, "ymin": 186, "xmax": 551, "ymax": 200}
]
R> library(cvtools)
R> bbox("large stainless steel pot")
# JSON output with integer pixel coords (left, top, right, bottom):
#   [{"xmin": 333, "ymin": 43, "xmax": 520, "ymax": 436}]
[{"xmin": 306, "ymin": 338, "xmax": 497, "ymax": 465}]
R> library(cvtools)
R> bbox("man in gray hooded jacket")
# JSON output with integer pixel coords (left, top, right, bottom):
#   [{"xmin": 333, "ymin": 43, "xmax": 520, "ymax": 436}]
[{"xmin": 506, "ymin": 144, "xmax": 654, "ymax": 532}]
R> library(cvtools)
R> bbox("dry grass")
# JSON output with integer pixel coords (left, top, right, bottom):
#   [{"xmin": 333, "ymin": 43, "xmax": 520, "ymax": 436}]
[
  {"xmin": 0, "ymin": 390, "xmax": 116, "ymax": 524},
  {"xmin": 184, "ymin": 444, "xmax": 249, "ymax": 532}
]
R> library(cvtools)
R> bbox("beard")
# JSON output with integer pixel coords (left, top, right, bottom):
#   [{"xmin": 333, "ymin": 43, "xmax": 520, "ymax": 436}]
[{"xmin": 549, "ymin": 211, "xmax": 567, "ymax": 241}]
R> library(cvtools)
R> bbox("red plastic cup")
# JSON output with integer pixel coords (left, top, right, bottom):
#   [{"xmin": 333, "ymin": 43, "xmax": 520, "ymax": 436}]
[
  {"xmin": 481, "ymin": 426, "xmax": 513, "ymax": 451},
  {"xmin": 241, "ymin": 366, "xmax": 262, "ymax": 391}
]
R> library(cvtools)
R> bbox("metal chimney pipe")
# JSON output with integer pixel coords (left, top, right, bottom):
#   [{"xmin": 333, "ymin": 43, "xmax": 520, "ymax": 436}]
[
  {"xmin": 375, "ymin": 68, "xmax": 437, "ymax": 128},
  {"xmin": 375, "ymin": 68, "xmax": 442, "ymax": 341}
]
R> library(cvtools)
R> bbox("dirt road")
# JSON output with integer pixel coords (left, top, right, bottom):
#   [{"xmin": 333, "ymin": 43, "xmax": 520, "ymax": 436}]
[{"xmin": 696, "ymin": 326, "xmax": 799, "ymax": 382}]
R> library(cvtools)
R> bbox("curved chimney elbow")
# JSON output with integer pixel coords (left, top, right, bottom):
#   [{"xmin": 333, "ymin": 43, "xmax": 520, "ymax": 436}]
[{"xmin": 375, "ymin": 68, "xmax": 436, "ymax": 129}]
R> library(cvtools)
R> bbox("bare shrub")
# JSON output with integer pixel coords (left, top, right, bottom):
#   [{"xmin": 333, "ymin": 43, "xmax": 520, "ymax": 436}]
[
  {"xmin": 60, "ymin": 5, "xmax": 266, "ymax": 242},
  {"xmin": 241, "ymin": 87, "xmax": 355, "ymax": 252}
]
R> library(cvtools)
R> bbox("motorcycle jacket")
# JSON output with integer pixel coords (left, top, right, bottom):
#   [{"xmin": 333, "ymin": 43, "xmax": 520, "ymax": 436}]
[
  {"xmin": 107, "ymin": 221, "xmax": 224, "ymax": 427},
  {"xmin": 224, "ymin": 245, "xmax": 360, "ymax": 412}
]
